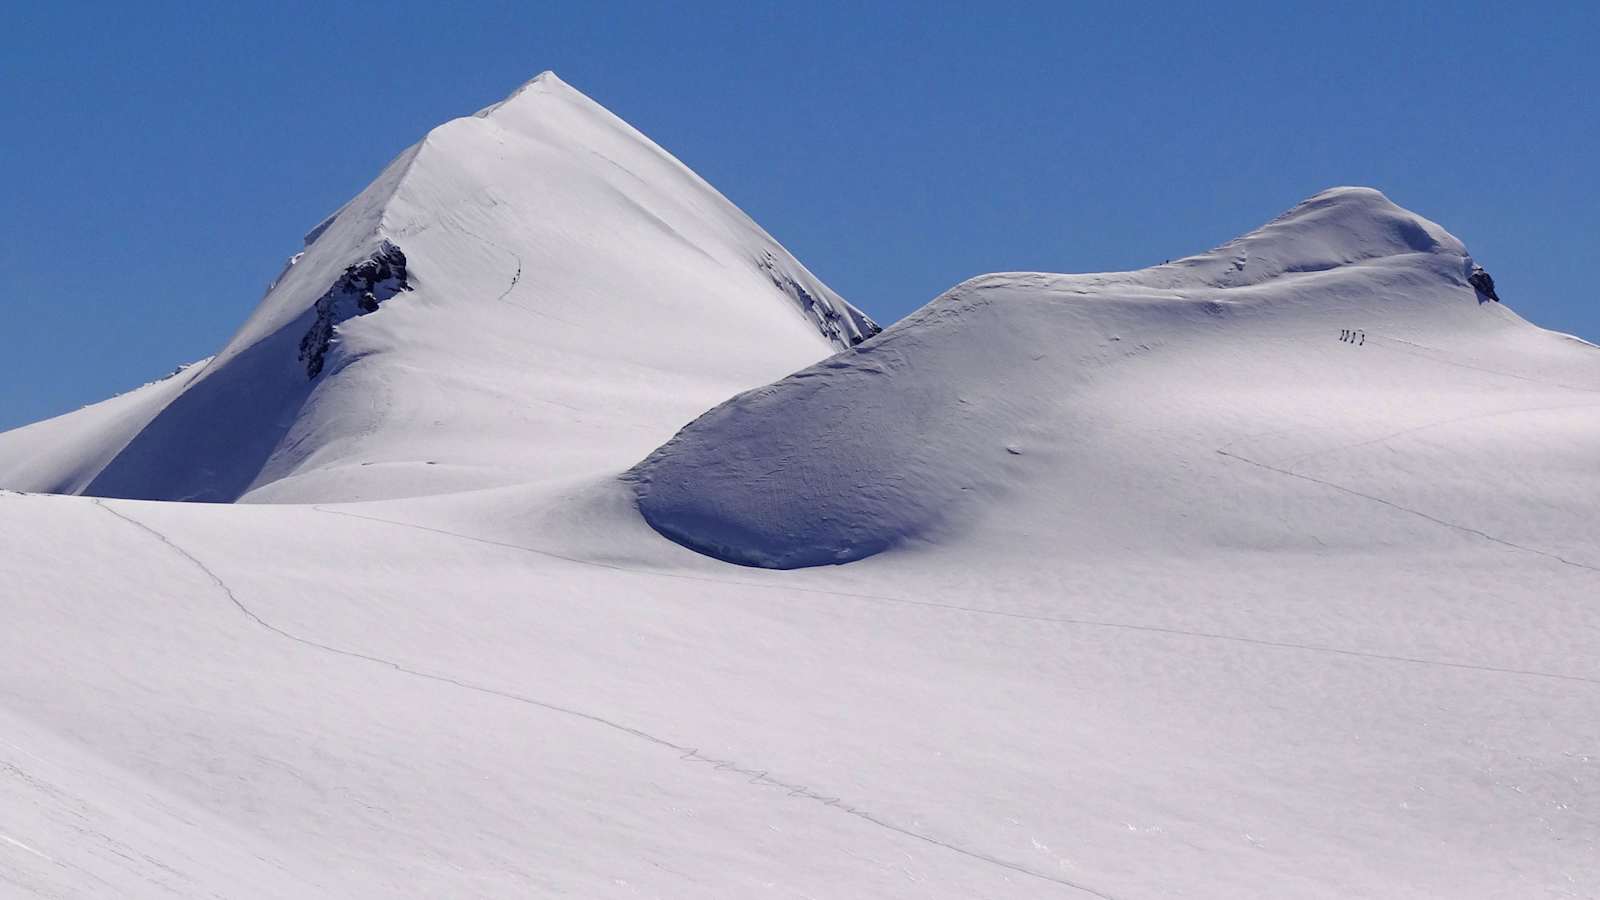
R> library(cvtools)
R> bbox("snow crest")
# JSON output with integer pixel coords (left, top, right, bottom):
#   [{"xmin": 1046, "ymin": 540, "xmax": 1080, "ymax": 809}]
[{"xmin": 628, "ymin": 188, "xmax": 1581, "ymax": 568}]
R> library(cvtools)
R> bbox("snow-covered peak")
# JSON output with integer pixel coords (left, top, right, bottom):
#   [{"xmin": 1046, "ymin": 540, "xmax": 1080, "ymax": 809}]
[
  {"xmin": 471, "ymin": 69, "xmax": 567, "ymax": 118},
  {"xmin": 629, "ymin": 189, "xmax": 1585, "ymax": 568},
  {"xmin": 0, "ymin": 73, "xmax": 876, "ymax": 503},
  {"xmin": 910, "ymin": 187, "xmax": 1489, "ymax": 349},
  {"xmin": 227, "ymin": 71, "xmax": 874, "ymax": 367},
  {"xmin": 1161, "ymin": 185, "xmax": 1468, "ymax": 288},
  {"xmin": 955, "ymin": 186, "xmax": 1472, "ymax": 303}
]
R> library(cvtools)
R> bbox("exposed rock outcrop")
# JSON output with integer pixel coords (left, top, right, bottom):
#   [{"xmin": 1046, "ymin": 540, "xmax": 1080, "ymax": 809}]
[{"xmin": 298, "ymin": 242, "xmax": 413, "ymax": 378}]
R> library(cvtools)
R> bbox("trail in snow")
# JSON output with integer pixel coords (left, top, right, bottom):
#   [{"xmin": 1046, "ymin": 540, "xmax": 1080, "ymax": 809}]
[
  {"xmin": 1276, "ymin": 400, "xmax": 1600, "ymax": 467},
  {"xmin": 456, "ymin": 219, "xmax": 583, "ymax": 329},
  {"xmin": 1213, "ymin": 449, "xmax": 1600, "ymax": 575},
  {"xmin": 447, "ymin": 219, "xmax": 524, "ymax": 305},
  {"xmin": 494, "ymin": 258, "xmax": 521, "ymax": 302},
  {"xmin": 0, "ymin": 832, "xmax": 53, "ymax": 863},
  {"xmin": 1206, "ymin": 334, "xmax": 1600, "ymax": 572},
  {"xmin": 87, "ymin": 498, "xmax": 1115, "ymax": 898},
  {"xmin": 1364, "ymin": 332, "xmax": 1600, "ymax": 395},
  {"xmin": 312, "ymin": 506, "xmax": 1600, "ymax": 687}
]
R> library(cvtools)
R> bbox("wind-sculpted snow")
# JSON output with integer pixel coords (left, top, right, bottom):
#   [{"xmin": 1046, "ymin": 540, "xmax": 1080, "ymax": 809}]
[
  {"xmin": 0, "ymin": 72, "xmax": 871, "ymax": 502},
  {"xmin": 630, "ymin": 188, "xmax": 1600, "ymax": 568}
]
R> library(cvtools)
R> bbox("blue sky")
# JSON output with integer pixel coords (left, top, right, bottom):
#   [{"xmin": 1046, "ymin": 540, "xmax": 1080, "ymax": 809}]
[{"xmin": 3, "ymin": 1, "xmax": 1595, "ymax": 430}]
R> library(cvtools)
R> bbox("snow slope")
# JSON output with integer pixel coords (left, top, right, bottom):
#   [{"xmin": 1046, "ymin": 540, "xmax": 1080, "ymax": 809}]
[
  {"xmin": 631, "ymin": 187, "xmax": 1600, "ymax": 568},
  {"xmin": 2, "ymin": 140, "xmax": 1597, "ymax": 898},
  {"xmin": 0, "ymin": 360, "xmax": 206, "ymax": 496},
  {"xmin": 3, "ymin": 442, "xmax": 1596, "ymax": 897},
  {"xmin": 0, "ymin": 72, "xmax": 875, "ymax": 503}
]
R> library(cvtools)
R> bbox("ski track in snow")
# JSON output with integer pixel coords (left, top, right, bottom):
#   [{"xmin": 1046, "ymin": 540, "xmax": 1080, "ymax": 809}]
[
  {"xmin": 439, "ymin": 217, "xmax": 522, "ymax": 305},
  {"xmin": 1214, "ymin": 402, "xmax": 1600, "ymax": 578},
  {"xmin": 449, "ymin": 218, "xmax": 584, "ymax": 329},
  {"xmin": 1209, "ymin": 333, "xmax": 1600, "ymax": 576},
  {"xmin": 0, "ymin": 832, "xmax": 53, "ymax": 863},
  {"xmin": 1209, "ymin": 333, "xmax": 1600, "ymax": 472},
  {"xmin": 308, "ymin": 506, "xmax": 1600, "ymax": 688},
  {"xmin": 86, "ymin": 498, "xmax": 1117, "ymax": 899},
  {"xmin": 1215, "ymin": 447, "xmax": 1600, "ymax": 575},
  {"xmin": 1273, "ymin": 331, "xmax": 1600, "ymax": 467},
  {"xmin": 1275, "ymin": 399, "xmax": 1600, "ymax": 467},
  {"xmin": 1365, "ymin": 333, "xmax": 1600, "ymax": 395}
]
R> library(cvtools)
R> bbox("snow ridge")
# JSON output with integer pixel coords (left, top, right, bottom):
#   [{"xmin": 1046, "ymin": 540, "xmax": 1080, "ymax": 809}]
[{"xmin": 628, "ymin": 187, "xmax": 1594, "ymax": 568}]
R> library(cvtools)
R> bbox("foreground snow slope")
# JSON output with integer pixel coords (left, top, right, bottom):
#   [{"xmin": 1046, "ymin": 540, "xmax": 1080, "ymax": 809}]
[
  {"xmin": 2, "ymin": 470, "xmax": 1595, "ymax": 898},
  {"xmin": 632, "ymin": 187, "xmax": 1600, "ymax": 568},
  {"xmin": 0, "ymin": 73, "xmax": 874, "ymax": 503},
  {"xmin": 2, "ymin": 187, "xmax": 1596, "ymax": 898}
]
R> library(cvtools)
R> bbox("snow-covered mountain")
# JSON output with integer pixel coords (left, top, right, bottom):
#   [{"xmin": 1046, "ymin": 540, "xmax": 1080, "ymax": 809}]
[
  {"xmin": 631, "ymin": 187, "xmax": 1600, "ymax": 568},
  {"xmin": 0, "ymin": 72, "xmax": 875, "ymax": 503},
  {"xmin": 2, "ymin": 78, "xmax": 1596, "ymax": 899}
]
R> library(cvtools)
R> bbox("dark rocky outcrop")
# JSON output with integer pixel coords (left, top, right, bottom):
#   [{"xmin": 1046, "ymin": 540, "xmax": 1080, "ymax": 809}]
[
  {"xmin": 298, "ymin": 242, "xmax": 413, "ymax": 378},
  {"xmin": 1469, "ymin": 264, "xmax": 1501, "ymax": 302}
]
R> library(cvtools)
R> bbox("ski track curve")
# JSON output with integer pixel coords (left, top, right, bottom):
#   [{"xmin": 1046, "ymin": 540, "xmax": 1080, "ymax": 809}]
[{"xmin": 85, "ymin": 498, "xmax": 1117, "ymax": 899}]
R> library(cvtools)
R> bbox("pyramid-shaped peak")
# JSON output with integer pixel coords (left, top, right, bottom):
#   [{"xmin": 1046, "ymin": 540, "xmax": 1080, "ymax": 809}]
[
  {"xmin": 471, "ymin": 70, "xmax": 578, "ymax": 118},
  {"xmin": 3, "ymin": 67, "xmax": 876, "ymax": 504}
]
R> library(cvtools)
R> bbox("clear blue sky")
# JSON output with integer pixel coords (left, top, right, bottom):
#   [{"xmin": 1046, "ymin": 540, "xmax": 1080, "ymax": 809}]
[{"xmin": 3, "ymin": 1, "xmax": 1596, "ymax": 430}]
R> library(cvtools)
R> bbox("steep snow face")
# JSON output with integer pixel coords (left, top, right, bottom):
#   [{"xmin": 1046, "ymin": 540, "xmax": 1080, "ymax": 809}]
[
  {"xmin": 630, "ymin": 188, "xmax": 1600, "ymax": 568},
  {"xmin": 0, "ymin": 360, "xmax": 208, "ymax": 496},
  {"xmin": 1, "ymin": 72, "xmax": 875, "ymax": 503}
]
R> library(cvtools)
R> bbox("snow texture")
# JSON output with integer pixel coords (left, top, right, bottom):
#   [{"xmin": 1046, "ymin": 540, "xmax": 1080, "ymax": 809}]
[{"xmin": 1, "ymin": 78, "xmax": 1597, "ymax": 900}]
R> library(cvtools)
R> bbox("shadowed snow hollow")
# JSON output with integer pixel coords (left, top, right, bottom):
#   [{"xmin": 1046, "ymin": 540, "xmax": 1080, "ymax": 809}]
[
  {"xmin": 629, "ymin": 187, "xmax": 1600, "ymax": 568},
  {"xmin": 0, "ymin": 72, "xmax": 876, "ymax": 503}
]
